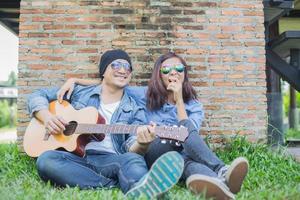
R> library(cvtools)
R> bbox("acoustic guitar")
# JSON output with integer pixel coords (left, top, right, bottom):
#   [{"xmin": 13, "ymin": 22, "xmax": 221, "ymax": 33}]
[{"xmin": 23, "ymin": 100, "xmax": 188, "ymax": 157}]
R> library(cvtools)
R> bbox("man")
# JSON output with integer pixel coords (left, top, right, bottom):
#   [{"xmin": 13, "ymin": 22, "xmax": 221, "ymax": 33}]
[{"xmin": 27, "ymin": 49, "xmax": 184, "ymax": 199}]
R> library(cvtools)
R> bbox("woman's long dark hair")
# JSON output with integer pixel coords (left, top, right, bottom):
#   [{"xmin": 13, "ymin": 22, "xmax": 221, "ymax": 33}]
[{"xmin": 146, "ymin": 52, "xmax": 198, "ymax": 110}]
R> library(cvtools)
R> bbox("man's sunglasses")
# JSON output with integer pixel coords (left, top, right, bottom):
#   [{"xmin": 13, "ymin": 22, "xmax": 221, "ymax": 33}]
[
  {"xmin": 160, "ymin": 64, "xmax": 185, "ymax": 75},
  {"xmin": 110, "ymin": 61, "xmax": 132, "ymax": 72}
]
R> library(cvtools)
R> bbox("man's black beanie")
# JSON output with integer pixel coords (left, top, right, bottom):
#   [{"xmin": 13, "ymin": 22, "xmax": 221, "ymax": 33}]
[{"xmin": 99, "ymin": 49, "xmax": 132, "ymax": 78}]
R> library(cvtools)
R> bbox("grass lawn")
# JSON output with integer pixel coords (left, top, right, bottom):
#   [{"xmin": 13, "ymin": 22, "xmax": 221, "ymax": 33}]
[{"xmin": 0, "ymin": 137, "xmax": 299, "ymax": 200}]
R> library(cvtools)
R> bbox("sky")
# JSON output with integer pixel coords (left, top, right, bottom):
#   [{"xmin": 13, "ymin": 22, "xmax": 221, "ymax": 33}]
[{"xmin": 0, "ymin": 24, "xmax": 18, "ymax": 82}]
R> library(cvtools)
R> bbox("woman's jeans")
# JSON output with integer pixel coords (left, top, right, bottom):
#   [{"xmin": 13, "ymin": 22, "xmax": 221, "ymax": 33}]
[
  {"xmin": 145, "ymin": 119, "xmax": 225, "ymax": 180},
  {"xmin": 36, "ymin": 150, "xmax": 148, "ymax": 193}
]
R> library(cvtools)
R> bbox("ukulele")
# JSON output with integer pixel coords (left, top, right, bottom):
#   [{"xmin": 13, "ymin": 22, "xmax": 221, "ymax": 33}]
[{"xmin": 23, "ymin": 100, "xmax": 188, "ymax": 157}]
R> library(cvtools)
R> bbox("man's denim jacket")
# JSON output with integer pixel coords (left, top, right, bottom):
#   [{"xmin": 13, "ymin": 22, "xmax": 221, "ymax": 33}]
[{"xmin": 27, "ymin": 84, "xmax": 147, "ymax": 155}]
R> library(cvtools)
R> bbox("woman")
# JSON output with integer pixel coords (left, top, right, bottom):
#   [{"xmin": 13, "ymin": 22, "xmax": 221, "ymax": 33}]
[{"xmin": 58, "ymin": 52, "xmax": 248, "ymax": 200}]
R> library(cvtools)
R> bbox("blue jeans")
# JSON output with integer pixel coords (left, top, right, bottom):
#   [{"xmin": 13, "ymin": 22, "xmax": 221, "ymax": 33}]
[
  {"xmin": 36, "ymin": 150, "xmax": 148, "ymax": 193},
  {"xmin": 145, "ymin": 119, "xmax": 225, "ymax": 180}
]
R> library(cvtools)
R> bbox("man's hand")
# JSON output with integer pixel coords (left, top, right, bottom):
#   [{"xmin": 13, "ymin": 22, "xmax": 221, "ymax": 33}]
[
  {"xmin": 136, "ymin": 124, "xmax": 156, "ymax": 145},
  {"xmin": 129, "ymin": 123, "xmax": 156, "ymax": 155},
  {"xmin": 43, "ymin": 113, "xmax": 68, "ymax": 135}
]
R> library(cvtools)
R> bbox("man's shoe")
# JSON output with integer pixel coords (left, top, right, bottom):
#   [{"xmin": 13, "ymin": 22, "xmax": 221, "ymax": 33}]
[
  {"xmin": 125, "ymin": 151, "xmax": 184, "ymax": 199},
  {"xmin": 186, "ymin": 174, "xmax": 235, "ymax": 200}
]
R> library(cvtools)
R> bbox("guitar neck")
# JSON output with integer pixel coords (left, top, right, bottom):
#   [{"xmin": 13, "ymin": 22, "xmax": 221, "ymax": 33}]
[
  {"xmin": 75, "ymin": 124, "xmax": 139, "ymax": 135},
  {"xmin": 70, "ymin": 123, "xmax": 188, "ymax": 142}
]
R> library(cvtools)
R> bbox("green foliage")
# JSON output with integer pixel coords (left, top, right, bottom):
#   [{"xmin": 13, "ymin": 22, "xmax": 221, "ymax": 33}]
[
  {"xmin": 7, "ymin": 71, "xmax": 17, "ymax": 86},
  {"xmin": 0, "ymin": 138, "xmax": 300, "ymax": 200},
  {"xmin": 283, "ymin": 88, "xmax": 300, "ymax": 117},
  {"xmin": 0, "ymin": 100, "xmax": 16, "ymax": 128},
  {"xmin": 298, "ymin": 92, "xmax": 300, "ymax": 108},
  {"xmin": 285, "ymin": 129, "xmax": 300, "ymax": 139},
  {"xmin": 283, "ymin": 91, "xmax": 289, "ymax": 117}
]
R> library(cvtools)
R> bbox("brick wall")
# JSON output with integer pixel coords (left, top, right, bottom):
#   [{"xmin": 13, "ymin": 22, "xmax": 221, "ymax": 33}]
[{"xmin": 18, "ymin": 0, "xmax": 267, "ymax": 147}]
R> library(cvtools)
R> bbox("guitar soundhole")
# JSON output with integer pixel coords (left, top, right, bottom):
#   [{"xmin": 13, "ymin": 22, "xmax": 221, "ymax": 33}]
[{"xmin": 64, "ymin": 121, "xmax": 78, "ymax": 136}]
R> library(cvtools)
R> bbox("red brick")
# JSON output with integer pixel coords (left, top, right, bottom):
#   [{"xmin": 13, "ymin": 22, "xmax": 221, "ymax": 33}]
[
  {"xmin": 205, "ymin": 105, "xmax": 221, "ymax": 110},
  {"xmin": 244, "ymin": 11, "xmax": 263, "ymax": 16},
  {"xmin": 209, "ymin": 74, "xmax": 225, "ymax": 79},
  {"xmin": 78, "ymin": 17, "xmax": 100, "ymax": 22},
  {"xmin": 213, "ymin": 82, "xmax": 235, "ymax": 87},
  {"xmin": 77, "ymin": 48, "xmax": 98, "ymax": 53},
  {"xmin": 65, "ymin": 25, "xmax": 89, "ymax": 29},
  {"xmin": 76, "ymin": 33, "xmax": 97, "ymax": 38},
  {"xmin": 41, "ymin": 56, "xmax": 64, "ymax": 61},
  {"xmin": 28, "ymin": 64, "xmax": 49, "ymax": 70},
  {"xmin": 193, "ymin": 2, "xmax": 217, "ymax": 7},
  {"xmin": 52, "ymin": 33, "xmax": 73, "ymax": 37},
  {"xmin": 53, "ymin": 49, "xmax": 74, "ymax": 54},
  {"xmin": 19, "ymin": 55, "xmax": 40, "ymax": 61},
  {"xmin": 90, "ymin": 9, "xmax": 112, "ymax": 14},
  {"xmin": 28, "ymin": 33, "xmax": 49, "ymax": 37},
  {"xmin": 43, "ymin": 24, "xmax": 64, "ymax": 30},
  {"xmin": 43, "ymin": 9, "xmax": 65, "ymax": 14},
  {"xmin": 38, "ymin": 40, "xmax": 61, "ymax": 45},
  {"xmin": 62, "ymin": 40, "xmax": 85, "ymax": 45},
  {"xmin": 186, "ymin": 49, "xmax": 207, "ymax": 54},
  {"xmin": 19, "ymin": 25, "xmax": 40, "ymax": 30},
  {"xmin": 215, "ymin": 34, "xmax": 231, "ymax": 39},
  {"xmin": 191, "ymin": 82, "xmax": 209, "ymax": 87},
  {"xmin": 221, "ymin": 26, "xmax": 242, "ymax": 32},
  {"xmin": 224, "ymin": 105, "xmax": 244, "ymax": 110},
  {"xmin": 31, "ymin": 48, "xmax": 52, "ymax": 53},
  {"xmin": 32, "ymin": 17, "xmax": 53, "ymax": 22},
  {"xmin": 20, "ymin": 9, "xmax": 42, "ymax": 14}
]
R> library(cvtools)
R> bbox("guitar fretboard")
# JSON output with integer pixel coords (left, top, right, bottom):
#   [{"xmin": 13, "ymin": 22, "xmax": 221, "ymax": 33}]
[
  {"xmin": 75, "ymin": 124, "xmax": 139, "ymax": 134},
  {"xmin": 68, "ymin": 123, "xmax": 188, "ymax": 142}
]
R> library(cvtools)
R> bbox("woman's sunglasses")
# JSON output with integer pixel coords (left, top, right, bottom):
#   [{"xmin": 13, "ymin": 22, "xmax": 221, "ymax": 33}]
[
  {"xmin": 160, "ymin": 64, "xmax": 185, "ymax": 75},
  {"xmin": 110, "ymin": 61, "xmax": 132, "ymax": 73}
]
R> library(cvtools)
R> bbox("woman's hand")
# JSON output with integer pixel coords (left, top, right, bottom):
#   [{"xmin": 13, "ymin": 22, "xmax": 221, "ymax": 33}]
[
  {"xmin": 57, "ymin": 78, "xmax": 100, "ymax": 103},
  {"xmin": 167, "ymin": 77, "xmax": 188, "ymax": 120},
  {"xmin": 167, "ymin": 77, "xmax": 184, "ymax": 104},
  {"xmin": 57, "ymin": 78, "xmax": 76, "ymax": 103}
]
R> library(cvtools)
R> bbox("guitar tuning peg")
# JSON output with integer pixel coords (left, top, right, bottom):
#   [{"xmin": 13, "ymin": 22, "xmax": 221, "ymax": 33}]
[
  {"xmin": 161, "ymin": 139, "xmax": 167, "ymax": 144},
  {"xmin": 175, "ymin": 141, "xmax": 181, "ymax": 146}
]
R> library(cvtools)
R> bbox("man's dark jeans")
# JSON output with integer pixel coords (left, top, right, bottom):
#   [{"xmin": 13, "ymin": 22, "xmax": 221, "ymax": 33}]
[{"xmin": 36, "ymin": 150, "xmax": 148, "ymax": 193}]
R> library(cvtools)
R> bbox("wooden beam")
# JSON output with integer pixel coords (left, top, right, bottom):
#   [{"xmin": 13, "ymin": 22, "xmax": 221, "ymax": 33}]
[{"xmin": 266, "ymin": 49, "xmax": 300, "ymax": 91}]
